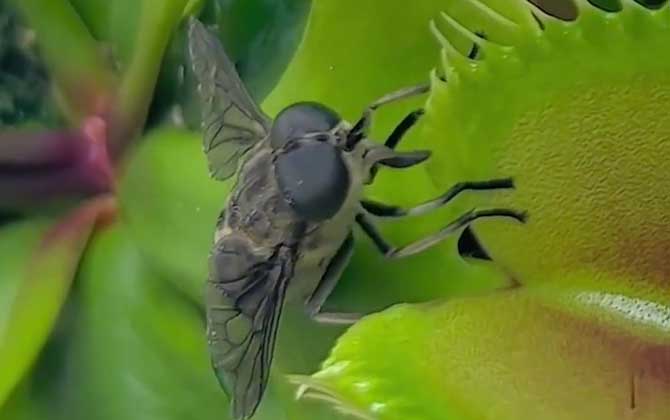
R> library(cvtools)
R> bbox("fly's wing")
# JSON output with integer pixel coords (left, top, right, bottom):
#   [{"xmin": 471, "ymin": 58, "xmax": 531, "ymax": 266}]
[
  {"xmin": 207, "ymin": 237, "xmax": 294, "ymax": 419},
  {"xmin": 188, "ymin": 19, "xmax": 272, "ymax": 181}
]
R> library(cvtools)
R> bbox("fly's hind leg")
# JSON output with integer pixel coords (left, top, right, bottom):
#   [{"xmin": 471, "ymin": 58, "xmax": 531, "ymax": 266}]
[
  {"xmin": 356, "ymin": 209, "xmax": 527, "ymax": 259},
  {"xmin": 305, "ymin": 232, "xmax": 362, "ymax": 325},
  {"xmin": 361, "ymin": 178, "xmax": 515, "ymax": 218}
]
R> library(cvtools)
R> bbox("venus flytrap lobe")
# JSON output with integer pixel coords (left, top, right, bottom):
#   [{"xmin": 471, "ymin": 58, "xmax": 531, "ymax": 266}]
[{"xmin": 293, "ymin": 1, "xmax": 670, "ymax": 419}]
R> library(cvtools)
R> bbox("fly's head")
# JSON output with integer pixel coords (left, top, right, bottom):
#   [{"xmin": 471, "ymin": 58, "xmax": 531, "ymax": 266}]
[
  {"xmin": 271, "ymin": 102, "xmax": 352, "ymax": 222},
  {"xmin": 270, "ymin": 101, "xmax": 430, "ymax": 222}
]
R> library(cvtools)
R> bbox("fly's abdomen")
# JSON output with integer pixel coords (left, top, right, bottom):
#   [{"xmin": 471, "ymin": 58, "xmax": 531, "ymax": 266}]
[
  {"xmin": 208, "ymin": 233, "xmax": 271, "ymax": 297},
  {"xmin": 207, "ymin": 231, "xmax": 295, "ymax": 418}
]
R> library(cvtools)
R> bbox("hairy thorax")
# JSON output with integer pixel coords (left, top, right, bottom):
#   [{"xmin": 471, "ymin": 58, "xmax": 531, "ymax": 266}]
[{"xmin": 220, "ymin": 148, "xmax": 300, "ymax": 248}]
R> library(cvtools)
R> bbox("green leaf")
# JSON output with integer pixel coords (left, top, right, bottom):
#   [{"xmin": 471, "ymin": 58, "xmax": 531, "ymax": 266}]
[
  {"xmin": 111, "ymin": 0, "xmax": 189, "ymax": 156},
  {"xmin": 119, "ymin": 128, "xmax": 229, "ymax": 301},
  {"xmin": 68, "ymin": 0, "xmax": 141, "ymax": 68},
  {"xmin": 297, "ymin": 290, "xmax": 670, "ymax": 420},
  {"xmin": 0, "ymin": 198, "xmax": 109, "ymax": 406},
  {"xmin": 212, "ymin": 0, "xmax": 311, "ymax": 100},
  {"xmin": 145, "ymin": 0, "xmax": 309, "ymax": 128},
  {"xmin": 66, "ymin": 222, "xmax": 229, "ymax": 420},
  {"xmin": 0, "ymin": 219, "xmax": 51, "ymax": 355},
  {"xmin": 0, "ymin": 384, "xmax": 48, "ymax": 420}
]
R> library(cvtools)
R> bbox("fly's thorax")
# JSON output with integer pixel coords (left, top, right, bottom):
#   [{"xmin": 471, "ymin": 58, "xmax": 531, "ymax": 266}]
[
  {"xmin": 224, "ymin": 146, "xmax": 302, "ymax": 247},
  {"xmin": 281, "ymin": 134, "xmax": 367, "ymax": 303}
]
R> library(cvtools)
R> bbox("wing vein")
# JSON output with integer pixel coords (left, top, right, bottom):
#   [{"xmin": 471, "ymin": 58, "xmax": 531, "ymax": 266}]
[{"xmin": 188, "ymin": 19, "xmax": 271, "ymax": 181}]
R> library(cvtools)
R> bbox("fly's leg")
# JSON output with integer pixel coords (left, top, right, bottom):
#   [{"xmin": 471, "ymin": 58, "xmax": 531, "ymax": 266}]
[
  {"xmin": 312, "ymin": 312, "xmax": 362, "ymax": 325},
  {"xmin": 347, "ymin": 83, "xmax": 430, "ymax": 148},
  {"xmin": 355, "ymin": 209, "xmax": 526, "ymax": 259},
  {"xmin": 305, "ymin": 233, "xmax": 354, "ymax": 315},
  {"xmin": 361, "ymin": 178, "xmax": 515, "ymax": 218},
  {"xmin": 384, "ymin": 109, "xmax": 425, "ymax": 149},
  {"xmin": 365, "ymin": 109, "xmax": 426, "ymax": 181},
  {"xmin": 365, "ymin": 147, "xmax": 432, "ymax": 170},
  {"xmin": 305, "ymin": 233, "xmax": 362, "ymax": 325},
  {"xmin": 348, "ymin": 83, "xmax": 430, "ymax": 177},
  {"xmin": 366, "ymin": 84, "xmax": 431, "ymax": 109}
]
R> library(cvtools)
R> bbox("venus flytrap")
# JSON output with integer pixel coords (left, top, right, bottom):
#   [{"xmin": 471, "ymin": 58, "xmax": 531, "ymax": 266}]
[{"xmin": 293, "ymin": 1, "xmax": 670, "ymax": 419}]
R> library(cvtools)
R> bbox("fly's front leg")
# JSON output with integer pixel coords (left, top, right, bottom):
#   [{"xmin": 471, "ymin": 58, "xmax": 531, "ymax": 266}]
[
  {"xmin": 347, "ymin": 83, "xmax": 430, "ymax": 148},
  {"xmin": 365, "ymin": 109, "xmax": 426, "ymax": 181},
  {"xmin": 362, "ymin": 141, "xmax": 431, "ymax": 187},
  {"xmin": 356, "ymin": 209, "xmax": 526, "ymax": 259},
  {"xmin": 305, "ymin": 232, "xmax": 362, "ymax": 325},
  {"xmin": 384, "ymin": 109, "xmax": 425, "ymax": 149},
  {"xmin": 361, "ymin": 178, "xmax": 515, "ymax": 218}
]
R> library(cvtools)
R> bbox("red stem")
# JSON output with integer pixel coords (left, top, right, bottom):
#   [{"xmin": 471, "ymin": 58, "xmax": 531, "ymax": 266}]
[{"xmin": 0, "ymin": 118, "xmax": 114, "ymax": 210}]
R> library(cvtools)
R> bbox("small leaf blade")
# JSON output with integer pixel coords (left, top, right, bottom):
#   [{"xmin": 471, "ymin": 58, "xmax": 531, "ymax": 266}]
[{"xmin": 0, "ymin": 197, "xmax": 114, "ymax": 405}]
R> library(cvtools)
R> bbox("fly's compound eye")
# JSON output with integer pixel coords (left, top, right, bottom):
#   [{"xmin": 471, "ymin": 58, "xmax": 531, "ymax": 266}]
[
  {"xmin": 270, "ymin": 102, "xmax": 341, "ymax": 149},
  {"xmin": 275, "ymin": 141, "xmax": 350, "ymax": 221}
]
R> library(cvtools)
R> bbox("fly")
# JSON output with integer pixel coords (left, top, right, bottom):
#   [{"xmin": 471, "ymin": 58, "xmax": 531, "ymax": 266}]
[{"xmin": 188, "ymin": 18, "xmax": 526, "ymax": 420}]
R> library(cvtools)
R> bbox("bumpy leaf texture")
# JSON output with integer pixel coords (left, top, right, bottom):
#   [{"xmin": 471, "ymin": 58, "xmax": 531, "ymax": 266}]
[{"xmin": 294, "ymin": 0, "xmax": 670, "ymax": 419}]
